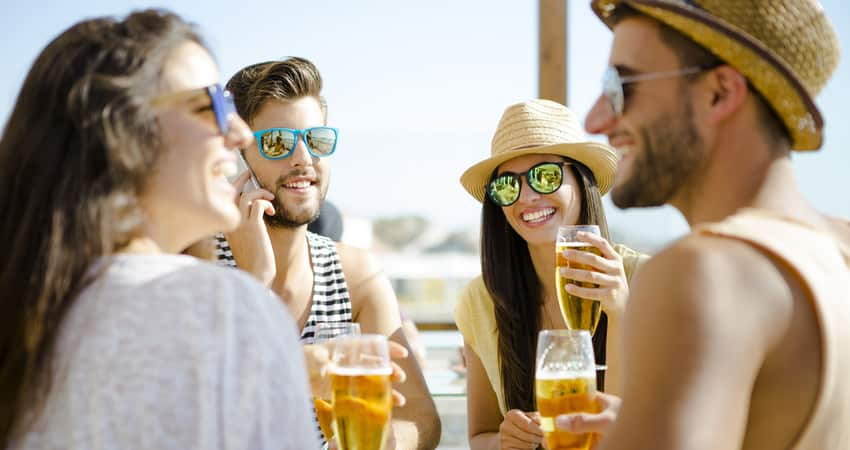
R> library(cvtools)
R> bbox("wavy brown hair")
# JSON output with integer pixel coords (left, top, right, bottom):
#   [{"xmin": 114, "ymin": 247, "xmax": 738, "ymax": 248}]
[
  {"xmin": 480, "ymin": 159, "xmax": 611, "ymax": 413},
  {"xmin": 226, "ymin": 57, "xmax": 327, "ymax": 125},
  {"xmin": 0, "ymin": 10, "xmax": 202, "ymax": 444}
]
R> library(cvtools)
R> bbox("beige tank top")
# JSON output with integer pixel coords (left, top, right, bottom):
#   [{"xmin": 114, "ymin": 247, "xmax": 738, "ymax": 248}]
[{"xmin": 696, "ymin": 208, "xmax": 850, "ymax": 449}]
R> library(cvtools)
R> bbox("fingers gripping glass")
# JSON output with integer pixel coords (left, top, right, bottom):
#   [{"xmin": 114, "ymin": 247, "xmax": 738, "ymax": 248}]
[
  {"xmin": 602, "ymin": 66, "xmax": 705, "ymax": 116},
  {"xmin": 487, "ymin": 162, "xmax": 570, "ymax": 207},
  {"xmin": 151, "ymin": 84, "xmax": 236, "ymax": 135},
  {"xmin": 253, "ymin": 127, "xmax": 338, "ymax": 160}
]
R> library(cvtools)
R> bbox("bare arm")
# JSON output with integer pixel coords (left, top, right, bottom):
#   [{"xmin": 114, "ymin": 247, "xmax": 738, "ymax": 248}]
[
  {"xmin": 465, "ymin": 344, "xmax": 504, "ymax": 450},
  {"xmin": 597, "ymin": 236, "xmax": 790, "ymax": 450},
  {"xmin": 465, "ymin": 344, "xmax": 544, "ymax": 450},
  {"xmin": 341, "ymin": 244, "xmax": 441, "ymax": 450}
]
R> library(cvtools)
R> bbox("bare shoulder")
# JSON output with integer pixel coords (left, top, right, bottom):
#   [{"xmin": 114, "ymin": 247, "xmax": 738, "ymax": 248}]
[
  {"xmin": 335, "ymin": 242, "xmax": 385, "ymax": 291},
  {"xmin": 826, "ymin": 215, "xmax": 850, "ymax": 244},
  {"xmin": 335, "ymin": 243, "xmax": 400, "ymax": 325},
  {"xmin": 630, "ymin": 233, "xmax": 794, "ymax": 346}
]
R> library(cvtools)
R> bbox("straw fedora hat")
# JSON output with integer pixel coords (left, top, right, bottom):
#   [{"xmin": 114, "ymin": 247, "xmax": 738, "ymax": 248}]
[
  {"xmin": 591, "ymin": 0, "xmax": 840, "ymax": 151},
  {"xmin": 460, "ymin": 99, "xmax": 618, "ymax": 203}
]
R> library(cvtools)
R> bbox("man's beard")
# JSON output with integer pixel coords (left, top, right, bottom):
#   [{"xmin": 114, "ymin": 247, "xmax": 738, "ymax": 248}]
[
  {"xmin": 611, "ymin": 95, "xmax": 706, "ymax": 209},
  {"xmin": 263, "ymin": 181, "xmax": 324, "ymax": 229},
  {"xmin": 264, "ymin": 196, "xmax": 321, "ymax": 229}
]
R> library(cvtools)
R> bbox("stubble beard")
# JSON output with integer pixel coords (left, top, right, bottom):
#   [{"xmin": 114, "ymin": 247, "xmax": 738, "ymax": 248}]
[
  {"xmin": 264, "ymin": 185, "xmax": 325, "ymax": 229},
  {"xmin": 611, "ymin": 95, "xmax": 705, "ymax": 209}
]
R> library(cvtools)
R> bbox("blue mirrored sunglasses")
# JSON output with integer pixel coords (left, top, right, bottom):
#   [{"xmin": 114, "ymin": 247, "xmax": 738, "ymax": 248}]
[{"xmin": 252, "ymin": 127, "xmax": 339, "ymax": 160}]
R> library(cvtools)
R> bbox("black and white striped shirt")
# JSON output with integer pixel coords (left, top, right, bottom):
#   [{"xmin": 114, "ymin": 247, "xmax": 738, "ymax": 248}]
[{"xmin": 214, "ymin": 231, "xmax": 354, "ymax": 343}]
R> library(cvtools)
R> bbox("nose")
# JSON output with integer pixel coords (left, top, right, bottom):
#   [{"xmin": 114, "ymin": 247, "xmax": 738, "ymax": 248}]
[
  {"xmin": 584, "ymin": 95, "xmax": 617, "ymax": 136},
  {"xmin": 224, "ymin": 113, "xmax": 254, "ymax": 150},
  {"xmin": 516, "ymin": 175, "xmax": 541, "ymax": 204},
  {"xmin": 288, "ymin": 132, "xmax": 313, "ymax": 167}
]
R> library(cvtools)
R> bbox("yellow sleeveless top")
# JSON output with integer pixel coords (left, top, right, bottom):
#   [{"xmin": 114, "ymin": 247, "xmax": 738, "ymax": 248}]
[
  {"xmin": 454, "ymin": 244, "xmax": 647, "ymax": 416},
  {"xmin": 695, "ymin": 208, "xmax": 850, "ymax": 449}
]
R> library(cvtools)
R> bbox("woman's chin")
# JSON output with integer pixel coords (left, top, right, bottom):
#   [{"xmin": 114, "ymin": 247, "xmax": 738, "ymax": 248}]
[{"xmin": 200, "ymin": 201, "xmax": 241, "ymax": 235}]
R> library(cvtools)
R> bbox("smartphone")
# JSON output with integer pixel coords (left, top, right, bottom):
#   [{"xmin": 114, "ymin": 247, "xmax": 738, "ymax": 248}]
[{"xmin": 235, "ymin": 151, "xmax": 261, "ymax": 193}]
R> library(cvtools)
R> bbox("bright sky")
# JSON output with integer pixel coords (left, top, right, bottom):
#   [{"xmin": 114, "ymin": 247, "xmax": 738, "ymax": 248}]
[{"xmin": 2, "ymin": 1, "xmax": 848, "ymax": 250}]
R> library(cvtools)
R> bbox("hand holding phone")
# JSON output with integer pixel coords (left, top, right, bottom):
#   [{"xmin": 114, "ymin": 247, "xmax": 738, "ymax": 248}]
[{"xmin": 236, "ymin": 151, "xmax": 261, "ymax": 193}]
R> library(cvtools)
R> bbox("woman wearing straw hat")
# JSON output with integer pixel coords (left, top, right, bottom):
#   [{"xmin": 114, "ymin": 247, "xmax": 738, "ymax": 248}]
[{"xmin": 454, "ymin": 99, "xmax": 647, "ymax": 449}]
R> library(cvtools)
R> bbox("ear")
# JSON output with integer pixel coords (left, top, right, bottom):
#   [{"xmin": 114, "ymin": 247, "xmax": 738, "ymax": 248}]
[{"xmin": 703, "ymin": 65, "xmax": 748, "ymax": 125}]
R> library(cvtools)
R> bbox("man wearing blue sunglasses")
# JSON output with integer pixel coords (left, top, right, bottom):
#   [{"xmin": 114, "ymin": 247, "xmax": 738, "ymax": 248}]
[{"xmin": 214, "ymin": 57, "xmax": 441, "ymax": 450}]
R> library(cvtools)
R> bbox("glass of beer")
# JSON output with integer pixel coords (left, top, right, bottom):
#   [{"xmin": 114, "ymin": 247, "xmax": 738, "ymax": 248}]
[
  {"xmin": 313, "ymin": 322, "xmax": 361, "ymax": 444},
  {"xmin": 535, "ymin": 329, "xmax": 597, "ymax": 450},
  {"xmin": 330, "ymin": 334, "xmax": 393, "ymax": 450},
  {"xmin": 556, "ymin": 225, "xmax": 603, "ymax": 335}
]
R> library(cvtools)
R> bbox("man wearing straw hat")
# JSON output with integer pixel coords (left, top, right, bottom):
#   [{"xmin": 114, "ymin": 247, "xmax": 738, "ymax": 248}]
[{"xmin": 555, "ymin": 0, "xmax": 850, "ymax": 449}]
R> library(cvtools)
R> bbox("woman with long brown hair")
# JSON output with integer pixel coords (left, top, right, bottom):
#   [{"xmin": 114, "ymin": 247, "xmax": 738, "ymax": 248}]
[
  {"xmin": 455, "ymin": 99, "xmax": 647, "ymax": 449},
  {"xmin": 0, "ymin": 10, "xmax": 316, "ymax": 449}
]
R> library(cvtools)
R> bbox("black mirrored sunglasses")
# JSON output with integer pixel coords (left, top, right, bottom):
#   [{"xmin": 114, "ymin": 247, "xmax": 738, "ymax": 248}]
[{"xmin": 487, "ymin": 161, "xmax": 570, "ymax": 207}]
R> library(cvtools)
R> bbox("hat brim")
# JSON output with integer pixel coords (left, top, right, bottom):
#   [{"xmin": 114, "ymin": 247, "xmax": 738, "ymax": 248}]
[
  {"xmin": 592, "ymin": 0, "xmax": 824, "ymax": 151},
  {"xmin": 459, "ymin": 141, "xmax": 618, "ymax": 203}
]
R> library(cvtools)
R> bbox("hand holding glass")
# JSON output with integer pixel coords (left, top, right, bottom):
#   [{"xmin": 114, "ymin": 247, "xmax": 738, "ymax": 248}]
[
  {"xmin": 331, "ymin": 334, "xmax": 393, "ymax": 450},
  {"xmin": 556, "ymin": 225, "xmax": 604, "ymax": 334},
  {"xmin": 535, "ymin": 330, "xmax": 597, "ymax": 450},
  {"xmin": 313, "ymin": 322, "xmax": 361, "ymax": 444}
]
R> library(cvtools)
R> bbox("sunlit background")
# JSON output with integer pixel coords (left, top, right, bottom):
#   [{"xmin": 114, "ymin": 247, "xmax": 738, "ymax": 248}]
[
  {"xmin": 2, "ymin": 2, "xmax": 847, "ymax": 447},
  {"xmin": 3, "ymin": 0, "xmax": 847, "ymax": 251}
]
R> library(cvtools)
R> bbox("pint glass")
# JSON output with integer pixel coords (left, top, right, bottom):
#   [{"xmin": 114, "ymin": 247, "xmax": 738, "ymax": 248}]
[
  {"xmin": 556, "ymin": 225, "xmax": 603, "ymax": 334},
  {"xmin": 535, "ymin": 329, "xmax": 597, "ymax": 450},
  {"xmin": 330, "ymin": 334, "xmax": 393, "ymax": 450}
]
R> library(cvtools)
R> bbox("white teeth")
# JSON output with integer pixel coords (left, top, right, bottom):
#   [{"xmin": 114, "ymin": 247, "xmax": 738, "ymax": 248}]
[
  {"xmin": 522, "ymin": 208, "xmax": 555, "ymax": 222},
  {"xmin": 212, "ymin": 161, "xmax": 237, "ymax": 178},
  {"xmin": 285, "ymin": 181, "xmax": 311, "ymax": 189},
  {"xmin": 615, "ymin": 146, "xmax": 633, "ymax": 159}
]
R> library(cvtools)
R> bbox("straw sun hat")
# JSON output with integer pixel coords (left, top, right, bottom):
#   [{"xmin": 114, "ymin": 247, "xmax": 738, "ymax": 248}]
[
  {"xmin": 591, "ymin": 0, "xmax": 840, "ymax": 151},
  {"xmin": 460, "ymin": 99, "xmax": 618, "ymax": 203}
]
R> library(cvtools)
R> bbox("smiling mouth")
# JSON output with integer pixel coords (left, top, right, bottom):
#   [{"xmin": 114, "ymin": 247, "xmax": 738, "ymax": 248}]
[
  {"xmin": 283, "ymin": 180, "xmax": 312, "ymax": 189},
  {"xmin": 522, "ymin": 207, "xmax": 555, "ymax": 223}
]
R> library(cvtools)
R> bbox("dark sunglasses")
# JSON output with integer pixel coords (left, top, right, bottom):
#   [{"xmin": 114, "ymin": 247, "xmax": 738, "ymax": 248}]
[
  {"xmin": 151, "ymin": 84, "xmax": 236, "ymax": 135},
  {"xmin": 253, "ymin": 127, "xmax": 338, "ymax": 160},
  {"xmin": 602, "ymin": 66, "xmax": 705, "ymax": 117},
  {"xmin": 487, "ymin": 161, "xmax": 571, "ymax": 207}
]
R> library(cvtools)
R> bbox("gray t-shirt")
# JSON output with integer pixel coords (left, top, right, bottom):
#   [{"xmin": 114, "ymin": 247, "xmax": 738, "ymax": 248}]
[{"xmin": 12, "ymin": 254, "xmax": 319, "ymax": 450}]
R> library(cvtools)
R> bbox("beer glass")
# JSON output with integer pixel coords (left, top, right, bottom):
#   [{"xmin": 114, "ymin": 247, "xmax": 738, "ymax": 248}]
[
  {"xmin": 313, "ymin": 322, "xmax": 361, "ymax": 444},
  {"xmin": 555, "ymin": 225, "xmax": 603, "ymax": 335},
  {"xmin": 330, "ymin": 334, "xmax": 393, "ymax": 450},
  {"xmin": 535, "ymin": 330, "xmax": 597, "ymax": 450}
]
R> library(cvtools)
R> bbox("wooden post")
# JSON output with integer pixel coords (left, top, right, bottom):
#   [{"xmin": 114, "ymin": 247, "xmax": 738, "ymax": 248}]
[{"xmin": 539, "ymin": 0, "xmax": 567, "ymax": 105}]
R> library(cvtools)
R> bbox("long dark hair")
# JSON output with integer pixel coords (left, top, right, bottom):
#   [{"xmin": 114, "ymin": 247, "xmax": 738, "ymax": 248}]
[
  {"xmin": 0, "ymin": 10, "xmax": 202, "ymax": 443},
  {"xmin": 480, "ymin": 159, "xmax": 611, "ymax": 412}
]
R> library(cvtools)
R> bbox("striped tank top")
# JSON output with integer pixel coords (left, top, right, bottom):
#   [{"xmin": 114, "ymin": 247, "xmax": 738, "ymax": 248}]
[{"xmin": 214, "ymin": 231, "xmax": 354, "ymax": 341}]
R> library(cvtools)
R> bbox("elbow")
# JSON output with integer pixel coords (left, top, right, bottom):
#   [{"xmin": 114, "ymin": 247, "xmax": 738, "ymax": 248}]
[{"xmin": 417, "ymin": 399, "xmax": 442, "ymax": 449}]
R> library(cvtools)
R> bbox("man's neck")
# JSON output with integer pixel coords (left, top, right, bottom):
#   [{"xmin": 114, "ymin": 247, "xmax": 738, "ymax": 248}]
[
  {"xmin": 672, "ymin": 135, "xmax": 812, "ymax": 227},
  {"xmin": 267, "ymin": 224, "xmax": 311, "ymax": 284}
]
